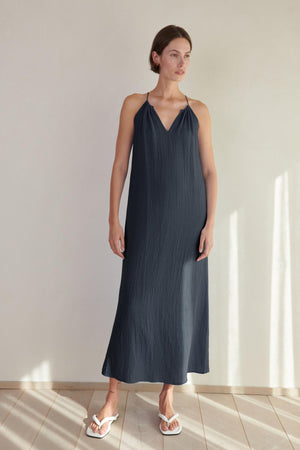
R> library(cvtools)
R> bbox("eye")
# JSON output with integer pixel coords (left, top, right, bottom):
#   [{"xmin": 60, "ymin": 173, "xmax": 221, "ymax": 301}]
[
  {"xmin": 171, "ymin": 53, "xmax": 177, "ymax": 57},
  {"xmin": 185, "ymin": 54, "xmax": 191, "ymax": 58}
]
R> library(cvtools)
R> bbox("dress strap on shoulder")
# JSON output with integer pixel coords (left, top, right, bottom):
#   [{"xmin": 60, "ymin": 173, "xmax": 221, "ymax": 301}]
[
  {"xmin": 146, "ymin": 92, "xmax": 149, "ymax": 101},
  {"xmin": 185, "ymin": 95, "xmax": 189, "ymax": 106}
]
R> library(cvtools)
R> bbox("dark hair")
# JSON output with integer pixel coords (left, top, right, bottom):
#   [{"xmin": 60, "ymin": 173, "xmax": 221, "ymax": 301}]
[{"xmin": 149, "ymin": 25, "xmax": 192, "ymax": 74}]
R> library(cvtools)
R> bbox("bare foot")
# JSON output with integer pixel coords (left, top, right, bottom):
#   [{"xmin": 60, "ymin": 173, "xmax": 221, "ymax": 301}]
[
  {"xmin": 88, "ymin": 390, "xmax": 119, "ymax": 436},
  {"xmin": 159, "ymin": 390, "xmax": 180, "ymax": 432}
]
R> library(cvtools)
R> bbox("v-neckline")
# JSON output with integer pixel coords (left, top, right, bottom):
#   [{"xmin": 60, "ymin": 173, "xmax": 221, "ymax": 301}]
[{"xmin": 146, "ymin": 97, "xmax": 189, "ymax": 134}]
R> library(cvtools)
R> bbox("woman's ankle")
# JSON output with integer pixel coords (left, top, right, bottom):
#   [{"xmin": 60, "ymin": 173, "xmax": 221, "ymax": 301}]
[
  {"xmin": 105, "ymin": 390, "xmax": 119, "ymax": 403},
  {"xmin": 159, "ymin": 392, "xmax": 174, "ymax": 405},
  {"xmin": 160, "ymin": 386, "xmax": 174, "ymax": 395}
]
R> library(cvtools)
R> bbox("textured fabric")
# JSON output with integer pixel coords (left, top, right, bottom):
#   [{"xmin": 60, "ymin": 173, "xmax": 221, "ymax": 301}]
[{"xmin": 101, "ymin": 92, "xmax": 209, "ymax": 385}]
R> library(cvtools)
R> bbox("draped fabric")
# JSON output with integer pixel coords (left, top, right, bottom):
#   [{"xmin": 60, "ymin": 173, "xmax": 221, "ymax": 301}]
[{"xmin": 101, "ymin": 92, "xmax": 209, "ymax": 385}]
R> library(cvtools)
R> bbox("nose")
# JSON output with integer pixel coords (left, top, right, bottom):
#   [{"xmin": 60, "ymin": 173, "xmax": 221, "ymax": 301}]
[{"xmin": 178, "ymin": 57, "xmax": 185, "ymax": 67}]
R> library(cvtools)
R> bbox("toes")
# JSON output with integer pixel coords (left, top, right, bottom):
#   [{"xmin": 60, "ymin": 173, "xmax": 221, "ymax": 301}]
[
  {"xmin": 160, "ymin": 418, "xmax": 180, "ymax": 431},
  {"xmin": 90, "ymin": 421, "xmax": 108, "ymax": 434},
  {"xmin": 170, "ymin": 420, "xmax": 178, "ymax": 430},
  {"xmin": 161, "ymin": 421, "xmax": 168, "ymax": 430}
]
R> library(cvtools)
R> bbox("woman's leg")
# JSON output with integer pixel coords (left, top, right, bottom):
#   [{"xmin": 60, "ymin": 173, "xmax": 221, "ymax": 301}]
[
  {"xmin": 159, "ymin": 383, "xmax": 180, "ymax": 431},
  {"xmin": 89, "ymin": 377, "xmax": 121, "ymax": 434}
]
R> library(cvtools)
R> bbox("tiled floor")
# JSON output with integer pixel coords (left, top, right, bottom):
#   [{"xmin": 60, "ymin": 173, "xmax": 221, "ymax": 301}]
[{"xmin": 0, "ymin": 389, "xmax": 299, "ymax": 449}]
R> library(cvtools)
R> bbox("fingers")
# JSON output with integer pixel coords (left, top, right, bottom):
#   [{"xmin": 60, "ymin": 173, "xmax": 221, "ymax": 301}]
[
  {"xmin": 115, "ymin": 240, "xmax": 125, "ymax": 259},
  {"xmin": 120, "ymin": 234, "xmax": 125, "ymax": 253},
  {"xmin": 196, "ymin": 226, "xmax": 214, "ymax": 261},
  {"xmin": 115, "ymin": 239, "xmax": 125, "ymax": 259},
  {"xmin": 199, "ymin": 234, "xmax": 205, "ymax": 253},
  {"xmin": 196, "ymin": 239, "xmax": 212, "ymax": 261},
  {"xmin": 196, "ymin": 251, "xmax": 209, "ymax": 261},
  {"xmin": 109, "ymin": 236, "xmax": 125, "ymax": 259}
]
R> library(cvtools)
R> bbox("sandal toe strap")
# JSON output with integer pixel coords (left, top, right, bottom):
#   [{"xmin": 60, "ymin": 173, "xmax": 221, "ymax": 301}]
[
  {"xmin": 92, "ymin": 414, "xmax": 116, "ymax": 428},
  {"xmin": 158, "ymin": 412, "xmax": 179, "ymax": 424},
  {"xmin": 167, "ymin": 413, "xmax": 179, "ymax": 424}
]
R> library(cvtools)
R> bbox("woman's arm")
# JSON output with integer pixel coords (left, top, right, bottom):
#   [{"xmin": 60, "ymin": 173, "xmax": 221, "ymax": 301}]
[
  {"xmin": 193, "ymin": 100, "xmax": 218, "ymax": 260},
  {"xmin": 108, "ymin": 94, "xmax": 141, "ymax": 259}
]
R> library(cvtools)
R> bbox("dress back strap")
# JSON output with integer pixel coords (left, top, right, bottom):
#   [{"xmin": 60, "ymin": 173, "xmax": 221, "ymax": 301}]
[{"xmin": 146, "ymin": 92, "xmax": 149, "ymax": 101}]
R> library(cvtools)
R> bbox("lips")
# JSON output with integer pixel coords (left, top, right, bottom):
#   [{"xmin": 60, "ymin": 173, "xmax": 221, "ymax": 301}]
[{"xmin": 176, "ymin": 71, "xmax": 185, "ymax": 74}]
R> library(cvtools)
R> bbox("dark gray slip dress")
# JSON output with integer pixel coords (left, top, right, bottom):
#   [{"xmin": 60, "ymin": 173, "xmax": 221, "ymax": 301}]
[{"xmin": 101, "ymin": 91, "xmax": 209, "ymax": 385}]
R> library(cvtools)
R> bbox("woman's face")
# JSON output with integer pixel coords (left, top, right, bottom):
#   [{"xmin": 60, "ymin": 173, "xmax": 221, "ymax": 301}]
[{"xmin": 153, "ymin": 38, "xmax": 191, "ymax": 80}]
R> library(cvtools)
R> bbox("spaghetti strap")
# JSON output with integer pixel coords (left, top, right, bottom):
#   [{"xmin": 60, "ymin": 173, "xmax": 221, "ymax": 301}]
[{"xmin": 146, "ymin": 92, "xmax": 149, "ymax": 101}]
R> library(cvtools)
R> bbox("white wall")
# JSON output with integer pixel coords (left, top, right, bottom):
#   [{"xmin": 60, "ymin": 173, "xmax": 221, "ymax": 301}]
[{"xmin": 0, "ymin": 0, "xmax": 299, "ymax": 388}]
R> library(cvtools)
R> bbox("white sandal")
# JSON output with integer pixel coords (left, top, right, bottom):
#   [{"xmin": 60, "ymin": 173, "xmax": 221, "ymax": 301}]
[
  {"xmin": 158, "ymin": 411, "xmax": 182, "ymax": 435},
  {"xmin": 86, "ymin": 412, "xmax": 119, "ymax": 439}
]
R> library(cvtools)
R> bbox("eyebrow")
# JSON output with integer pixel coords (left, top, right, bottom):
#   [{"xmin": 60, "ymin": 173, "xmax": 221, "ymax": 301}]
[{"xmin": 168, "ymin": 49, "xmax": 191, "ymax": 53}]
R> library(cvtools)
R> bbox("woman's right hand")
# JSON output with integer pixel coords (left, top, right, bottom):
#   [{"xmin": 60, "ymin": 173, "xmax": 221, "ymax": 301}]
[{"xmin": 109, "ymin": 221, "xmax": 125, "ymax": 259}]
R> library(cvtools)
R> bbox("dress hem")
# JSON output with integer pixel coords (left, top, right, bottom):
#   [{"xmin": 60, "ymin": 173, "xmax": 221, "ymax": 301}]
[{"xmin": 101, "ymin": 368, "xmax": 210, "ymax": 386}]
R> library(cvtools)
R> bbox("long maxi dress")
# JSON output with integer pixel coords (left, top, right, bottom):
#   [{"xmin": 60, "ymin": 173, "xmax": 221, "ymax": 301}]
[{"xmin": 101, "ymin": 92, "xmax": 209, "ymax": 385}]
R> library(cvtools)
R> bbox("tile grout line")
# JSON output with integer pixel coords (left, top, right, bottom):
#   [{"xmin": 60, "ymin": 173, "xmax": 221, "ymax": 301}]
[
  {"xmin": 0, "ymin": 389, "xmax": 24, "ymax": 429},
  {"xmin": 266, "ymin": 395, "xmax": 295, "ymax": 450},
  {"xmin": 231, "ymin": 394, "xmax": 251, "ymax": 449},
  {"xmin": 73, "ymin": 388, "xmax": 95, "ymax": 449},
  {"xmin": 197, "ymin": 392, "xmax": 208, "ymax": 450},
  {"xmin": 29, "ymin": 389, "xmax": 59, "ymax": 449},
  {"xmin": 118, "ymin": 390, "xmax": 129, "ymax": 450}
]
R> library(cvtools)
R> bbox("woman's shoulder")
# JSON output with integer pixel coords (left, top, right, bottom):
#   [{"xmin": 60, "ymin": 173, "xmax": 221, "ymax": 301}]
[
  {"xmin": 188, "ymin": 96, "xmax": 209, "ymax": 114},
  {"xmin": 187, "ymin": 96, "xmax": 211, "ymax": 126},
  {"xmin": 122, "ymin": 92, "xmax": 147, "ymax": 108},
  {"xmin": 120, "ymin": 93, "xmax": 147, "ymax": 117}
]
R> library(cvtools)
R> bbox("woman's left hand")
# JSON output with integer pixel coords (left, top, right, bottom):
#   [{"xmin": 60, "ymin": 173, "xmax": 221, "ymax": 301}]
[{"xmin": 196, "ymin": 223, "xmax": 214, "ymax": 261}]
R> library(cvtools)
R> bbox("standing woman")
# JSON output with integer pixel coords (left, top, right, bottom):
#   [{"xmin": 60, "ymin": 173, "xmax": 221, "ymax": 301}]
[{"xmin": 87, "ymin": 24, "xmax": 217, "ymax": 439}]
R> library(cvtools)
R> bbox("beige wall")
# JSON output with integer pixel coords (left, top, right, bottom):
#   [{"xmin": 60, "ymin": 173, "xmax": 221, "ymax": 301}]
[{"xmin": 0, "ymin": 0, "xmax": 299, "ymax": 388}]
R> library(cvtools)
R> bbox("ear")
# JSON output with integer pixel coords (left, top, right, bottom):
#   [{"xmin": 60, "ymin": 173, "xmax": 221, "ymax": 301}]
[{"xmin": 152, "ymin": 50, "xmax": 159, "ymax": 66}]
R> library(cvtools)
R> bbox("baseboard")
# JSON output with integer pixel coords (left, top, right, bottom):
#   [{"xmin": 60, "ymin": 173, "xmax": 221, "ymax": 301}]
[{"xmin": 0, "ymin": 381, "xmax": 299, "ymax": 396}]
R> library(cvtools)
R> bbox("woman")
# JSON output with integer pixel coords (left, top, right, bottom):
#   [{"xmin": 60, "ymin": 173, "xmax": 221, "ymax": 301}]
[{"xmin": 87, "ymin": 24, "xmax": 217, "ymax": 439}]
